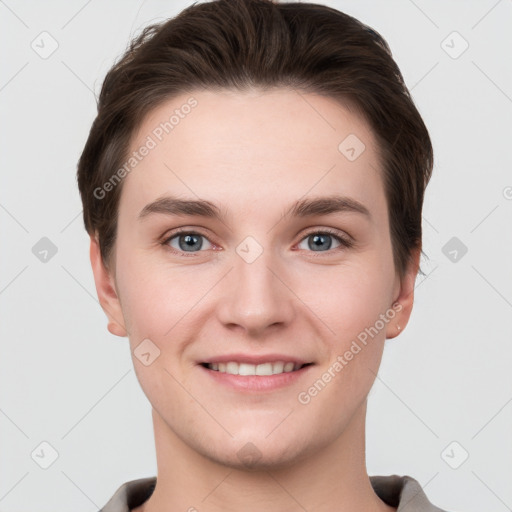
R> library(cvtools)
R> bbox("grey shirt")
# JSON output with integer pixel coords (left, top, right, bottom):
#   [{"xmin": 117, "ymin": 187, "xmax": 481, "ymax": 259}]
[{"xmin": 99, "ymin": 474, "xmax": 450, "ymax": 511}]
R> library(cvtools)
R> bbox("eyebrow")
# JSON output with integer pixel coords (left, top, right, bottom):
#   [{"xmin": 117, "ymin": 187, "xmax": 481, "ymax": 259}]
[{"xmin": 138, "ymin": 194, "xmax": 371, "ymax": 222}]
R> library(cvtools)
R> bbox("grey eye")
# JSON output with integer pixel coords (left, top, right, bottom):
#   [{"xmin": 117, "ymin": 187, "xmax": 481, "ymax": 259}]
[
  {"xmin": 297, "ymin": 233, "xmax": 343, "ymax": 252},
  {"xmin": 167, "ymin": 232, "xmax": 213, "ymax": 252}
]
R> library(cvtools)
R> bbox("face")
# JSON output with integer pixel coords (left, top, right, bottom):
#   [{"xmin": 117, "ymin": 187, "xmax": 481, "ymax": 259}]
[{"xmin": 91, "ymin": 88, "xmax": 417, "ymax": 470}]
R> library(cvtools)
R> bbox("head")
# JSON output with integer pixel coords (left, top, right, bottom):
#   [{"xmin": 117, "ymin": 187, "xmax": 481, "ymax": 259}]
[{"xmin": 77, "ymin": 0, "xmax": 433, "ymax": 469}]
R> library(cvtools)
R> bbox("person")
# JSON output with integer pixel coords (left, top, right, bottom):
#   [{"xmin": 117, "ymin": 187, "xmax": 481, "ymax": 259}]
[{"xmin": 76, "ymin": 0, "xmax": 450, "ymax": 510}]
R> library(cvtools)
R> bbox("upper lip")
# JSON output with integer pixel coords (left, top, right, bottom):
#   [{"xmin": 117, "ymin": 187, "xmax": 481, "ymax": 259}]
[{"xmin": 200, "ymin": 354, "xmax": 313, "ymax": 365}]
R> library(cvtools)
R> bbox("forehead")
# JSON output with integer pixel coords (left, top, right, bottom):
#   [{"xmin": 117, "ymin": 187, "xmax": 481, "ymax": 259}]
[{"xmin": 120, "ymin": 88, "xmax": 385, "ymax": 220}]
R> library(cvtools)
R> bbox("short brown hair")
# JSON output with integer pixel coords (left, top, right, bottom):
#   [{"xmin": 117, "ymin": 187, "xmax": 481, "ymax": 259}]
[{"xmin": 77, "ymin": 0, "xmax": 433, "ymax": 280}]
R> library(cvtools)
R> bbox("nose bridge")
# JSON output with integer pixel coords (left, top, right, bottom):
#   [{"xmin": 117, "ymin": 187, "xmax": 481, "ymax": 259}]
[{"xmin": 216, "ymin": 234, "xmax": 294, "ymax": 333}]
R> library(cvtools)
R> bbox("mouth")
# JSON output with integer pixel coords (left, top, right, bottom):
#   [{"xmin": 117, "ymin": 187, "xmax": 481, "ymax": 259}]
[{"xmin": 200, "ymin": 361, "xmax": 313, "ymax": 376}]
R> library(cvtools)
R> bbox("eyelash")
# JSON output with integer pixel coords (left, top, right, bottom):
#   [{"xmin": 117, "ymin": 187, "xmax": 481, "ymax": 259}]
[{"xmin": 160, "ymin": 227, "xmax": 354, "ymax": 257}]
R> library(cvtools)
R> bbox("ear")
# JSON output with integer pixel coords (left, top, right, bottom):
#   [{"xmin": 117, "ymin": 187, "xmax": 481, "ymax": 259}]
[
  {"xmin": 89, "ymin": 235, "xmax": 127, "ymax": 337},
  {"xmin": 385, "ymin": 246, "xmax": 421, "ymax": 340}
]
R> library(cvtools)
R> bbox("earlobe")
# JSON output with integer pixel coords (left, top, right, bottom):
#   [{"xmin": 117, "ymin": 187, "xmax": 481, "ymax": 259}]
[
  {"xmin": 107, "ymin": 321, "xmax": 127, "ymax": 337},
  {"xmin": 386, "ymin": 246, "xmax": 421, "ymax": 339},
  {"xmin": 89, "ymin": 235, "xmax": 128, "ymax": 338}
]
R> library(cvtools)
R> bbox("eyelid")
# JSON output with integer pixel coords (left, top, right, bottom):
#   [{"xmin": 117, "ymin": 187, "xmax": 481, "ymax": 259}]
[
  {"xmin": 300, "ymin": 227, "xmax": 353, "ymax": 244},
  {"xmin": 296, "ymin": 227, "xmax": 354, "ymax": 254},
  {"xmin": 161, "ymin": 227, "xmax": 217, "ymax": 253},
  {"xmin": 161, "ymin": 226, "xmax": 354, "ymax": 255}
]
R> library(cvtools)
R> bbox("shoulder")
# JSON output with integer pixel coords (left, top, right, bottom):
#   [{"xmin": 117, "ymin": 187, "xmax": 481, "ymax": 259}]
[
  {"xmin": 370, "ymin": 474, "xmax": 452, "ymax": 512},
  {"xmin": 99, "ymin": 477, "xmax": 157, "ymax": 512}
]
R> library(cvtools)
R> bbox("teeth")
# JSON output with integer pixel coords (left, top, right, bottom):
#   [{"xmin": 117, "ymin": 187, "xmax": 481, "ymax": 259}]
[
  {"xmin": 271, "ymin": 361, "xmax": 284, "ymax": 374},
  {"xmin": 207, "ymin": 361, "xmax": 303, "ymax": 375},
  {"xmin": 284, "ymin": 362, "xmax": 294, "ymax": 372},
  {"xmin": 227, "ymin": 362, "xmax": 239, "ymax": 374}
]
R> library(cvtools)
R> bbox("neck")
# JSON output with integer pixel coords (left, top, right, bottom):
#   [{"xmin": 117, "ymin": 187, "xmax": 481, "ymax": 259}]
[{"xmin": 135, "ymin": 401, "xmax": 394, "ymax": 512}]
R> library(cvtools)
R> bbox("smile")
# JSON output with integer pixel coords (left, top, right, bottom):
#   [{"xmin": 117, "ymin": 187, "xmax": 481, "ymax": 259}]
[{"xmin": 204, "ymin": 361, "xmax": 311, "ymax": 376}]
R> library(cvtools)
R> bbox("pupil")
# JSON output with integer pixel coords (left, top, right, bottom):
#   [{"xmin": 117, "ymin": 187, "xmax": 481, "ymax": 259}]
[
  {"xmin": 180, "ymin": 234, "xmax": 202, "ymax": 251},
  {"xmin": 310, "ymin": 234, "xmax": 331, "ymax": 251},
  {"xmin": 177, "ymin": 233, "xmax": 333, "ymax": 252}
]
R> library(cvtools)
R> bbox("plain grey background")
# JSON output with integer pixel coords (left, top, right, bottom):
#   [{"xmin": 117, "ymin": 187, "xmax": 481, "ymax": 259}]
[{"xmin": 0, "ymin": 1, "xmax": 511, "ymax": 511}]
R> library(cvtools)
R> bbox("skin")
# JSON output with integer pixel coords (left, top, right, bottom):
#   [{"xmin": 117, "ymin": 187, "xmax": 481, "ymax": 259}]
[{"xmin": 90, "ymin": 88, "xmax": 419, "ymax": 512}]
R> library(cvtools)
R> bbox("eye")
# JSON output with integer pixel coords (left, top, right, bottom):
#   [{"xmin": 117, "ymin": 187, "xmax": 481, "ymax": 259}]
[
  {"xmin": 161, "ymin": 227, "xmax": 353, "ymax": 256},
  {"xmin": 296, "ymin": 229, "xmax": 353, "ymax": 253},
  {"xmin": 163, "ymin": 229, "xmax": 214, "ymax": 254}
]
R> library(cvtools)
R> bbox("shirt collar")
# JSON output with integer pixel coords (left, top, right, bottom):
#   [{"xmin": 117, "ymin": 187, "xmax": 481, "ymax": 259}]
[{"xmin": 100, "ymin": 474, "xmax": 447, "ymax": 512}]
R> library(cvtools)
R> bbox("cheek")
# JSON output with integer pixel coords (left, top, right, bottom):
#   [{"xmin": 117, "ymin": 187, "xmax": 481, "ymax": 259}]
[
  {"xmin": 116, "ymin": 253, "xmax": 201, "ymax": 338},
  {"xmin": 306, "ymin": 265, "xmax": 392, "ymax": 388},
  {"xmin": 296, "ymin": 289, "xmax": 389, "ymax": 430},
  {"xmin": 306, "ymin": 262, "xmax": 392, "ymax": 340}
]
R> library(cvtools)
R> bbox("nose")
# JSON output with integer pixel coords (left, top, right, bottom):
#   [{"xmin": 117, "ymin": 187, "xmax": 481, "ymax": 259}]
[{"xmin": 215, "ymin": 244, "xmax": 296, "ymax": 337}]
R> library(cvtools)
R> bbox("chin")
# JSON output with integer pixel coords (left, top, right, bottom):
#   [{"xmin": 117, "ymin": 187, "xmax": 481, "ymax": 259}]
[
  {"xmin": 195, "ymin": 428, "xmax": 312, "ymax": 472},
  {"xmin": 206, "ymin": 445, "xmax": 303, "ymax": 472}
]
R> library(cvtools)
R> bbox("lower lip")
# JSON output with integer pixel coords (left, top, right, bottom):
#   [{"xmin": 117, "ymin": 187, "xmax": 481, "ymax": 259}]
[{"xmin": 199, "ymin": 364, "xmax": 314, "ymax": 392}]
